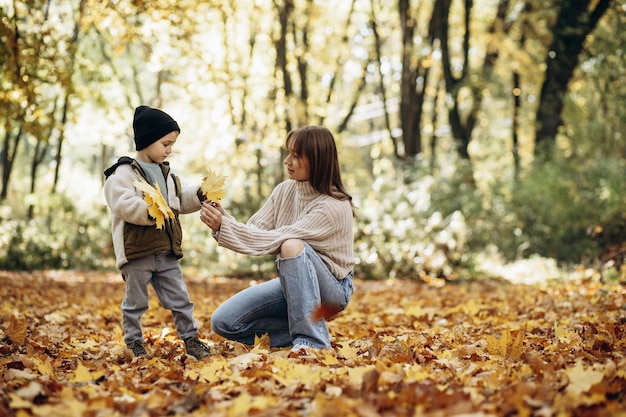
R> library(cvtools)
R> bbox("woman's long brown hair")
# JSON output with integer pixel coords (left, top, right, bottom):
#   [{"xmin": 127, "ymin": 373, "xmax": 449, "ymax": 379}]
[{"xmin": 285, "ymin": 126, "xmax": 355, "ymax": 213}]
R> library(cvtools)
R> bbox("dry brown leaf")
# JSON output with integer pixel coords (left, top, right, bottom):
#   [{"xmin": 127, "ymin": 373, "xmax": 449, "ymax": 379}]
[
  {"xmin": 6, "ymin": 314, "xmax": 27, "ymax": 345},
  {"xmin": 1, "ymin": 271, "xmax": 625, "ymax": 416}
]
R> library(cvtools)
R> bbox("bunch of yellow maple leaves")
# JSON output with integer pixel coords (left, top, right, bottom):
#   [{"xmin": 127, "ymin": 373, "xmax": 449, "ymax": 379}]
[{"xmin": 132, "ymin": 169, "xmax": 226, "ymax": 229}]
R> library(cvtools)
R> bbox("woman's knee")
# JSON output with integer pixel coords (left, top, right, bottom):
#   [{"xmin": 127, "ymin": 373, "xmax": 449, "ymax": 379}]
[
  {"xmin": 210, "ymin": 306, "xmax": 230, "ymax": 335},
  {"xmin": 280, "ymin": 239, "xmax": 305, "ymax": 258}
]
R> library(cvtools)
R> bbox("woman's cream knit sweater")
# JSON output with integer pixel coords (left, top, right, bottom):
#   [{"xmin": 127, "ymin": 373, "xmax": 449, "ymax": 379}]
[{"xmin": 216, "ymin": 180, "xmax": 354, "ymax": 279}]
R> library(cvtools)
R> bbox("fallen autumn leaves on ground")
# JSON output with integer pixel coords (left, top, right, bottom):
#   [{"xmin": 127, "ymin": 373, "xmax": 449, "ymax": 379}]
[{"xmin": 1, "ymin": 270, "xmax": 625, "ymax": 416}]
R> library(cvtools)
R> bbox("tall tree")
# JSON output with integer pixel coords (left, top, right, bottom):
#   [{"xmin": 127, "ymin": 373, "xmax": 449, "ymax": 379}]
[
  {"xmin": 435, "ymin": 0, "xmax": 473, "ymax": 161},
  {"xmin": 0, "ymin": 0, "xmax": 66, "ymax": 204},
  {"xmin": 397, "ymin": 0, "xmax": 428, "ymax": 159},
  {"xmin": 51, "ymin": 0, "xmax": 87, "ymax": 194},
  {"xmin": 368, "ymin": 0, "xmax": 397, "ymax": 157},
  {"xmin": 0, "ymin": 2, "xmax": 31, "ymax": 201},
  {"xmin": 274, "ymin": 0, "xmax": 296, "ymax": 134},
  {"xmin": 534, "ymin": 0, "xmax": 613, "ymax": 160}
]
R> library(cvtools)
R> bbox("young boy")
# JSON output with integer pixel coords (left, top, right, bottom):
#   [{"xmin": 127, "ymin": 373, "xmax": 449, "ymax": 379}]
[{"xmin": 103, "ymin": 105, "xmax": 210, "ymax": 361}]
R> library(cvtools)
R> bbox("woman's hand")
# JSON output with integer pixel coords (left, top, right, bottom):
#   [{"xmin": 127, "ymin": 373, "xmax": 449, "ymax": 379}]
[{"xmin": 200, "ymin": 201, "xmax": 224, "ymax": 232}]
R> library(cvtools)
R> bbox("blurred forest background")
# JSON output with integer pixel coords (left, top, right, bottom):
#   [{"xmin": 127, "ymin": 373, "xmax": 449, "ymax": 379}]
[{"xmin": 1, "ymin": 0, "xmax": 624, "ymax": 282}]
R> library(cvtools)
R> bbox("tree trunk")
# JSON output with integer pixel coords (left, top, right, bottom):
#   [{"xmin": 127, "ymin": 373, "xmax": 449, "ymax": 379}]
[
  {"xmin": 370, "ymin": 0, "xmax": 398, "ymax": 157},
  {"xmin": 28, "ymin": 137, "xmax": 50, "ymax": 219},
  {"xmin": 437, "ymin": 0, "xmax": 472, "ymax": 160},
  {"xmin": 338, "ymin": 58, "xmax": 373, "ymax": 133},
  {"xmin": 52, "ymin": 94, "xmax": 69, "ymax": 194},
  {"xmin": 512, "ymin": 71, "xmax": 521, "ymax": 182},
  {"xmin": 295, "ymin": 0, "xmax": 312, "ymax": 124},
  {"xmin": 435, "ymin": 0, "xmax": 478, "ymax": 187},
  {"xmin": 534, "ymin": 0, "xmax": 613, "ymax": 160},
  {"xmin": 0, "ymin": 127, "xmax": 23, "ymax": 201},
  {"xmin": 273, "ymin": 0, "xmax": 295, "ymax": 187},
  {"xmin": 429, "ymin": 77, "xmax": 443, "ymax": 173},
  {"xmin": 398, "ymin": 0, "xmax": 427, "ymax": 158},
  {"xmin": 274, "ymin": 0, "xmax": 295, "ymax": 134}
]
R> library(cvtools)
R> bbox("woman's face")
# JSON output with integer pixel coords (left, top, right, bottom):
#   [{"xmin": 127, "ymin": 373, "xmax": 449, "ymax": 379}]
[{"xmin": 284, "ymin": 143, "xmax": 310, "ymax": 181}]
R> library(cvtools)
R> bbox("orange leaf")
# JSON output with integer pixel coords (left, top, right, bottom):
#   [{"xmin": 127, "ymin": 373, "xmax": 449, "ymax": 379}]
[
  {"xmin": 6, "ymin": 314, "xmax": 27, "ymax": 345},
  {"xmin": 310, "ymin": 304, "xmax": 341, "ymax": 322}
]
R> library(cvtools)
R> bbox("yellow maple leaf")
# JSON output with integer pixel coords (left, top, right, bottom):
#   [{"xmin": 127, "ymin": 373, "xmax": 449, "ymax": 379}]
[
  {"xmin": 486, "ymin": 329, "xmax": 508, "ymax": 358},
  {"xmin": 193, "ymin": 357, "xmax": 230, "ymax": 383},
  {"xmin": 72, "ymin": 362, "xmax": 92, "ymax": 383},
  {"xmin": 554, "ymin": 321, "xmax": 580, "ymax": 344},
  {"xmin": 132, "ymin": 180, "xmax": 175, "ymax": 229},
  {"xmin": 252, "ymin": 333, "xmax": 271, "ymax": 351},
  {"xmin": 322, "ymin": 352, "xmax": 340, "ymax": 365},
  {"xmin": 509, "ymin": 326, "xmax": 525, "ymax": 359},
  {"xmin": 270, "ymin": 358, "xmax": 325, "ymax": 387},
  {"xmin": 347, "ymin": 366, "xmax": 377, "ymax": 390},
  {"xmin": 405, "ymin": 364, "xmax": 430, "ymax": 382},
  {"xmin": 565, "ymin": 361, "xmax": 605, "ymax": 395},
  {"xmin": 227, "ymin": 393, "xmax": 279, "ymax": 416},
  {"xmin": 227, "ymin": 392, "xmax": 253, "ymax": 416},
  {"xmin": 6, "ymin": 314, "xmax": 27, "ymax": 345},
  {"xmin": 200, "ymin": 169, "xmax": 226, "ymax": 202},
  {"xmin": 35, "ymin": 359, "xmax": 54, "ymax": 377},
  {"xmin": 71, "ymin": 361, "xmax": 103, "ymax": 383},
  {"xmin": 337, "ymin": 342, "xmax": 360, "ymax": 359},
  {"xmin": 486, "ymin": 326, "xmax": 525, "ymax": 359}
]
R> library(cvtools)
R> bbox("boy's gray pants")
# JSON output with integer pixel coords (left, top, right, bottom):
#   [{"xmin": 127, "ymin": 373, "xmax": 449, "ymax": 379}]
[{"xmin": 120, "ymin": 251, "xmax": 198, "ymax": 344}]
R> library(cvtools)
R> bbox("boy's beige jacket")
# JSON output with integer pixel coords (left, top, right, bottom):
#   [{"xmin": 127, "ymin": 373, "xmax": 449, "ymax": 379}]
[{"xmin": 103, "ymin": 158, "xmax": 201, "ymax": 269}]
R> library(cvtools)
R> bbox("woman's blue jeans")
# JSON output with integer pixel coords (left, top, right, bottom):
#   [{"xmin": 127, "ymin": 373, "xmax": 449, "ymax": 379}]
[{"xmin": 211, "ymin": 242, "xmax": 354, "ymax": 349}]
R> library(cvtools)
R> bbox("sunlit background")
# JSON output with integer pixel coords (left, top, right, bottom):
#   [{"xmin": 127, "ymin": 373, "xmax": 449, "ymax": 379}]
[{"xmin": 1, "ymin": 0, "xmax": 624, "ymax": 284}]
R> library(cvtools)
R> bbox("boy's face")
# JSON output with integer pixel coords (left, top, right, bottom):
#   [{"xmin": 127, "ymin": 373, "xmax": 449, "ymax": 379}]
[{"xmin": 136, "ymin": 131, "xmax": 179, "ymax": 164}]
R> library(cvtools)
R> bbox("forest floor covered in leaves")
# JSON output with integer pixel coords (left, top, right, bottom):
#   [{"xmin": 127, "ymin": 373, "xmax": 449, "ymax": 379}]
[{"xmin": 1, "ymin": 270, "xmax": 625, "ymax": 417}]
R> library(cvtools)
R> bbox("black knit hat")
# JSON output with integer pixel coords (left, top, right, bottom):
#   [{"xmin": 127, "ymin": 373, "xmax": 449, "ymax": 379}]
[{"xmin": 133, "ymin": 106, "xmax": 181, "ymax": 151}]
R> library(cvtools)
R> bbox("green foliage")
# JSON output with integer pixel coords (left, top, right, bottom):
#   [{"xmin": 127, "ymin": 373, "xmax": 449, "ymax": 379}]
[
  {"xmin": 0, "ymin": 194, "xmax": 114, "ymax": 271},
  {"xmin": 352, "ymin": 151, "xmax": 625, "ymax": 280},
  {"xmin": 1, "ymin": 0, "xmax": 624, "ymax": 281},
  {"xmin": 505, "ymin": 155, "xmax": 625, "ymax": 263},
  {"xmin": 1, "ymin": 151, "xmax": 622, "ymax": 279}
]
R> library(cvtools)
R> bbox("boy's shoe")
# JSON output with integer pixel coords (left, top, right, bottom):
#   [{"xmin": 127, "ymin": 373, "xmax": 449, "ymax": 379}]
[
  {"xmin": 127, "ymin": 340, "xmax": 148, "ymax": 357},
  {"xmin": 184, "ymin": 336, "xmax": 211, "ymax": 360}
]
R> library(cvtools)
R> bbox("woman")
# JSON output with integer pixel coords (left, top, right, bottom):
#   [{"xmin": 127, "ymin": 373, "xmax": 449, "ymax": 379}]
[{"xmin": 200, "ymin": 125, "xmax": 355, "ymax": 353}]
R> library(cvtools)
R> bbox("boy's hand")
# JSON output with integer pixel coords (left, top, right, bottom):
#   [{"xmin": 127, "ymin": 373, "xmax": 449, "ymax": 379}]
[
  {"xmin": 197, "ymin": 188, "xmax": 206, "ymax": 202},
  {"xmin": 200, "ymin": 201, "xmax": 224, "ymax": 232}
]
